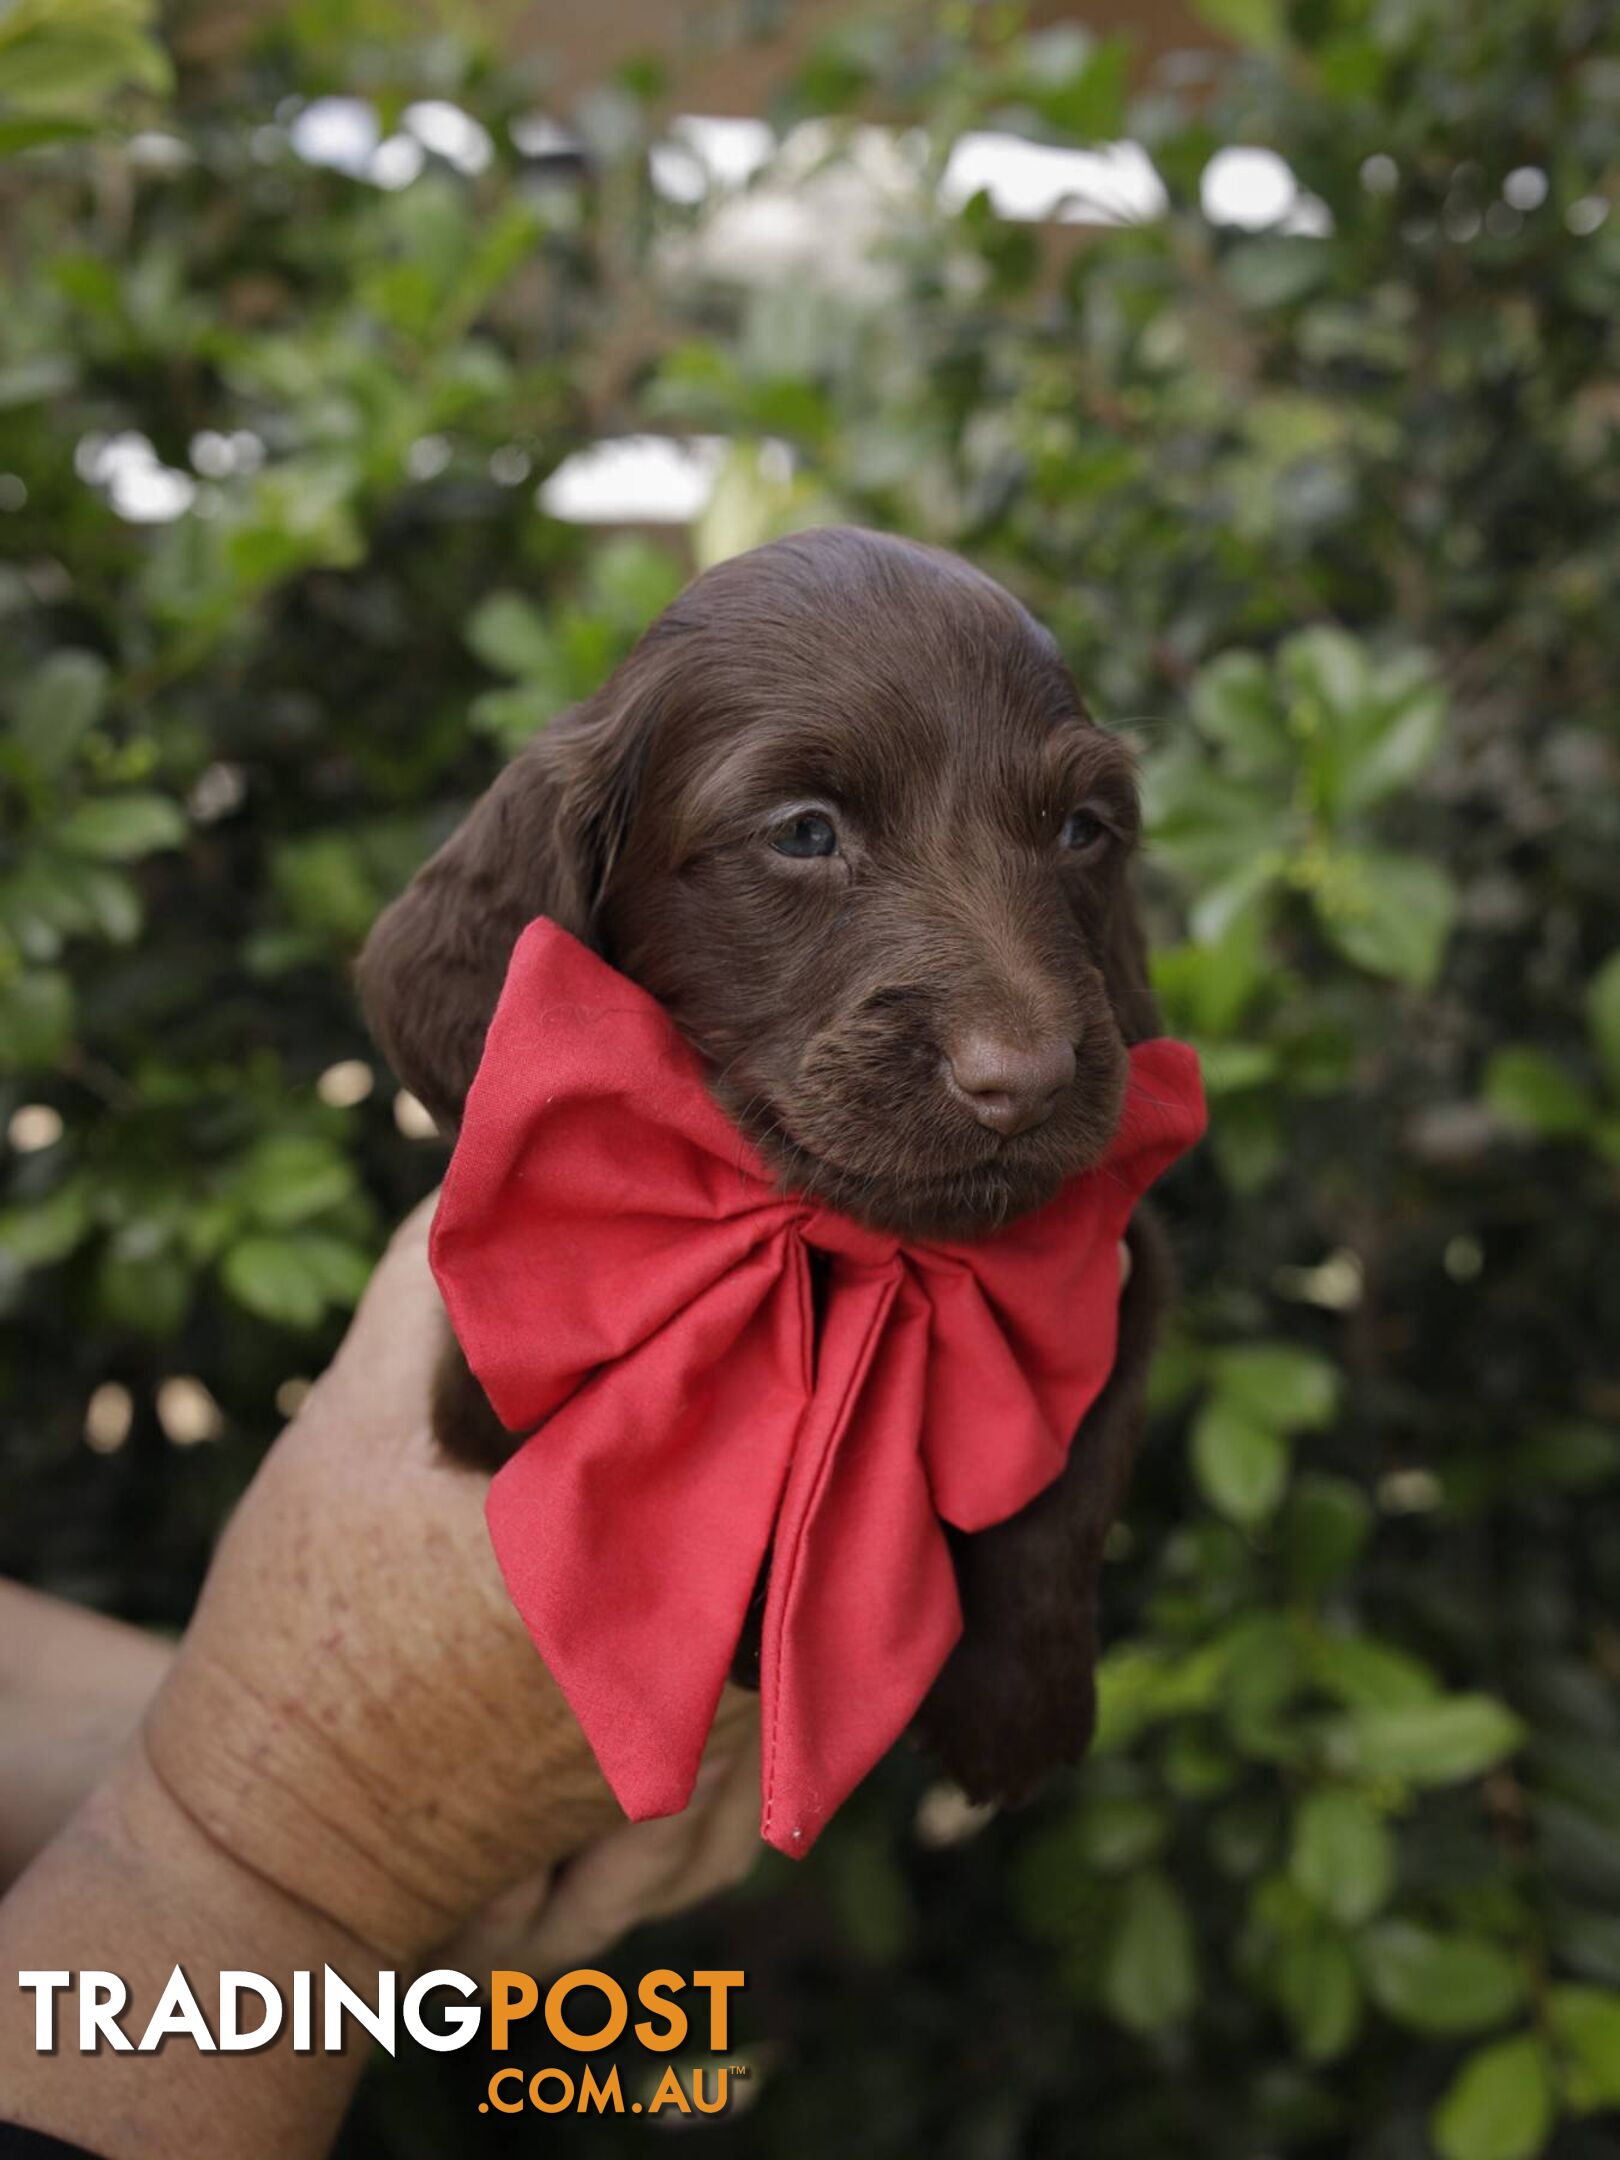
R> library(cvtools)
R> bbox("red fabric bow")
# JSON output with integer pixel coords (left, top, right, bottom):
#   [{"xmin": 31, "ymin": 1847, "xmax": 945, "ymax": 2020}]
[{"xmin": 430, "ymin": 920, "xmax": 1205, "ymax": 1856}]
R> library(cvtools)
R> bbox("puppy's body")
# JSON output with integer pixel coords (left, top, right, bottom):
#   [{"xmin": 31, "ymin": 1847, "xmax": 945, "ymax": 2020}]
[{"xmin": 362, "ymin": 526, "xmax": 1171, "ymax": 1806}]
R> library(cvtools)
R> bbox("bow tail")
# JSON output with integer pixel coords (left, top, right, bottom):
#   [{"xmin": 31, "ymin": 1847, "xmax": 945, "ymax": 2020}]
[
  {"xmin": 486, "ymin": 1241, "xmax": 807, "ymax": 1825},
  {"xmin": 757, "ymin": 1271, "xmax": 962, "ymax": 1856}
]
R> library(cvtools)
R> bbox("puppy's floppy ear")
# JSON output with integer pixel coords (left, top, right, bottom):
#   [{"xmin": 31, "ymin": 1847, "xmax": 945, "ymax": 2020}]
[{"xmin": 357, "ymin": 687, "xmax": 652, "ymax": 1131}]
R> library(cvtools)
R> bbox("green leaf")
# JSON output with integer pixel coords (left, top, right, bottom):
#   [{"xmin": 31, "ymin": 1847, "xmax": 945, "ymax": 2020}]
[
  {"xmin": 287, "ymin": 1231, "xmax": 373, "ymax": 1308},
  {"xmin": 21, "ymin": 857, "xmax": 142, "ymax": 948},
  {"xmin": 0, "ymin": 1178, "xmax": 90, "ymax": 1269},
  {"xmin": 1281, "ymin": 643, "xmax": 1447, "ymax": 817},
  {"xmin": 465, "ymin": 590, "xmax": 558, "ymax": 680},
  {"xmin": 1226, "ymin": 237, "xmax": 1331, "ymax": 308},
  {"xmin": 1484, "ymin": 1048, "xmax": 1594, "ymax": 1138},
  {"xmin": 1275, "ymin": 1926, "xmax": 1362, "ymax": 2062},
  {"xmin": 1281, "ymin": 626, "xmax": 1369, "ymax": 719},
  {"xmin": 1329, "ymin": 1695, "xmax": 1524, "ymax": 1784},
  {"xmin": 1072, "ymin": 1793, "xmax": 1171, "ymax": 1874},
  {"xmin": 1219, "ymin": 1612, "xmax": 1304, "ymax": 1758},
  {"xmin": 1213, "ymin": 1343, "xmax": 1340, "ymax": 1432},
  {"xmin": 1141, "ymin": 745, "xmax": 1288, "ymax": 890},
  {"xmin": 1288, "ymin": 1789, "xmax": 1394, "ymax": 1925},
  {"xmin": 97, "ymin": 1243, "xmax": 188, "ymax": 1335},
  {"xmin": 0, "ymin": 7, "xmax": 171, "ymax": 116},
  {"xmin": 1361, "ymin": 1922, "xmax": 1528, "ymax": 2036},
  {"xmin": 1150, "ymin": 903, "xmax": 1268, "ymax": 1038},
  {"xmin": 1193, "ymin": 1040, "xmax": 1277, "ymax": 1094},
  {"xmin": 0, "ymin": 967, "xmax": 73, "ymax": 1069},
  {"xmin": 220, "ymin": 1236, "xmax": 329, "ymax": 1330},
  {"xmin": 0, "ymin": 112, "xmax": 95, "ymax": 152},
  {"xmin": 1192, "ymin": 1397, "xmax": 1289, "ymax": 1525},
  {"xmin": 1432, "ymin": 2033, "xmax": 1555, "ymax": 2160},
  {"xmin": 1022, "ymin": 31, "xmax": 1128, "ymax": 141},
  {"xmin": 71, "ymin": 862, "xmax": 141, "ymax": 944},
  {"xmin": 1339, "ymin": 673, "xmax": 1447, "ymax": 813},
  {"xmin": 1192, "ymin": 0, "xmax": 1286, "ymax": 53},
  {"xmin": 1308, "ymin": 1632, "xmax": 1441, "ymax": 1710},
  {"xmin": 233, "ymin": 1135, "xmax": 356, "ymax": 1229},
  {"xmin": 1209, "ymin": 1093, "xmax": 1285, "ymax": 1193},
  {"xmin": 1103, "ymin": 1871, "xmax": 1198, "ymax": 2033},
  {"xmin": 1092, "ymin": 1640, "xmax": 1228, "ymax": 1753},
  {"xmin": 469, "ymin": 682, "xmax": 563, "ymax": 748},
  {"xmin": 270, "ymin": 833, "xmax": 379, "ymax": 943},
  {"xmin": 56, "ymin": 792, "xmax": 187, "ymax": 862},
  {"xmin": 1189, "ymin": 652, "xmax": 1287, "ymax": 772},
  {"xmin": 1585, "ymin": 952, "xmax": 1620, "ymax": 1097},
  {"xmin": 1316, "ymin": 849, "xmax": 1455, "ymax": 988},
  {"xmin": 1512, "ymin": 1421, "xmax": 1620, "ymax": 1492},
  {"xmin": 1286, "ymin": 1475, "xmax": 1372, "ymax": 1596},
  {"xmin": 13, "ymin": 650, "xmax": 109, "ymax": 772},
  {"xmin": 1548, "ymin": 1984, "xmax": 1620, "ymax": 2112},
  {"xmin": 585, "ymin": 536, "xmax": 686, "ymax": 628}
]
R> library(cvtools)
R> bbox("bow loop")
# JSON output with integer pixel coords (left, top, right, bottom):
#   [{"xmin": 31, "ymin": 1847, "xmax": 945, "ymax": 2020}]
[{"xmin": 430, "ymin": 919, "xmax": 1206, "ymax": 1855}]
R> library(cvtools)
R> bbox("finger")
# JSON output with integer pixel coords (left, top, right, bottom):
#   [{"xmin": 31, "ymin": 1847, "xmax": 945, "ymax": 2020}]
[
  {"xmin": 1119, "ymin": 1238, "xmax": 1132, "ymax": 1289},
  {"xmin": 442, "ymin": 1865, "xmax": 555, "ymax": 1975},
  {"xmin": 520, "ymin": 1731, "xmax": 760, "ymax": 1973},
  {"xmin": 295, "ymin": 1191, "xmax": 447, "ymax": 1446},
  {"xmin": 521, "ymin": 1814, "xmax": 704, "ymax": 1972},
  {"xmin": 637, "ymin": 1742, "xmax": 761, "ymax": 1921}
]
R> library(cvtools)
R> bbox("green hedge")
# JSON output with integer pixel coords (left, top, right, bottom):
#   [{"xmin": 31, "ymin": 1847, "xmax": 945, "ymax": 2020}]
[{"xmin": 2, "ymin": 3, "xmax": 1618, "ymax": 2155}]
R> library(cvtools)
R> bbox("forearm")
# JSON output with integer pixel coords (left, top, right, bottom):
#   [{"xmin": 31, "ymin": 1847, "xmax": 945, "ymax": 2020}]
[
  {"xmin": 0, "ymin": 1199, "xmax": 759, "ymax": 2160},
  {"xmin": 0, "ymin": 1585, "xmax": 173, "ymax": 1894},
  {"xmin": 0, "ymin": 1739, "xmax": 381, "ymax": 2160}
]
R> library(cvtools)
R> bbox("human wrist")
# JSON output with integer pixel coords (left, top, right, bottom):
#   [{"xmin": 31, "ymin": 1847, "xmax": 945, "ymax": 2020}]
[
  {"xmin": 135, "ymin": 1431, "xmax": 627, "ymax": 1964},
  {"xmin": 139, "ymin": 1653, "xmax": 467, "ymax": 1966},
  {"xmin": 0, "ymin": 1584, "xmax": 174, "ymax": 1894},
  {"xmin": 0, "ymin": 1740, "xmax": 382, "ymax": 2160}
]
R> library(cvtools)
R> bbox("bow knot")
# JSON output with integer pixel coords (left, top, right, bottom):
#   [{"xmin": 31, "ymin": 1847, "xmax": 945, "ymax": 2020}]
[
  {"xmin": 430, "ymin": 921, "xmax": 1205, "ymax": 1855},
  {"xmin": 798, "ymin": 1205, "xmax": 902, "ymax": 1269}
]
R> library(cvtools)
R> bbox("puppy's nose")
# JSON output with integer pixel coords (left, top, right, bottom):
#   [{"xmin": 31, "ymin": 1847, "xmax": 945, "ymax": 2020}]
[{"xmin": 946, "ymin": 1032, "xmax": 1076, "ymax": 1137}]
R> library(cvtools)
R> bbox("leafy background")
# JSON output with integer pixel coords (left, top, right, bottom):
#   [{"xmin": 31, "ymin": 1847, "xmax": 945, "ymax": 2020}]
[{"xmin": 3, "ymin": 1, "xmax": 1619, "ymax": 2154}]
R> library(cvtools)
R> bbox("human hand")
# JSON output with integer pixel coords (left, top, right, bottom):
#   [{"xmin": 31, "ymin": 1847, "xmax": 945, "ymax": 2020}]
[{"xmin": 141, "ymin": 1194, "xmax": 759, "ymax": 1963}]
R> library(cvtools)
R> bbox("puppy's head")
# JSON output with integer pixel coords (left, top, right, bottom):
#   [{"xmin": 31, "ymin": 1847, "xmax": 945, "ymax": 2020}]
[{"xmin": 361, "ymin": 526, "xmax": 1156, "ymax": 1240}]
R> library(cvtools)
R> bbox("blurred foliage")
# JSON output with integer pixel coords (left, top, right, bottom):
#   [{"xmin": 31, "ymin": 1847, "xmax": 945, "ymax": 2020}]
[{"xmin": 3, "ymin": 0, "xmax": 1620, "ymax": 2155}]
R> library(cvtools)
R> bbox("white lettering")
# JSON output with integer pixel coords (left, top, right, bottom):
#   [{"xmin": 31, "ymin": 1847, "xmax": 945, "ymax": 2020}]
[
  {"xmin": 219, "ymin": 1971, "xmax": 282, "ymax": 2051},
  {"xmin": 16, "ymin": 1972, "xmax": 71, "ymax": 2051},
  {"xmin": 138, "ymin": 1967, "xmax": 215, "ymax": 2051},
  {"xmin": 80, "ymin": 1973, "xmax": 132, "ymax": 2054},
  {"xmin": 322, "ymin": 1966, "xmax": 396, "ymax": 2056},
  {"xmin": 403, "ymin": 1968, "xmax": 481, "ymax": 2052}
]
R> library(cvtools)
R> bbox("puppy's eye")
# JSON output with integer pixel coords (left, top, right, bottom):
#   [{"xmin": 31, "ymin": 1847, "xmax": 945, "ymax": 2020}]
[
  {"xmin": 1058, "ymin": 808, "xmax": 1110, "ymax": 855},
  {"xmin": 771, "ymin": 812, "xmax": 839, "ymax": 859}
]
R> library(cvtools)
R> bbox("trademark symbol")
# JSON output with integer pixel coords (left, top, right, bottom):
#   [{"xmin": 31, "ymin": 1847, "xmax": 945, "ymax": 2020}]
[{"xmin": 729, "ymin": 2064, "xmax": 749, "ymax": 2076}]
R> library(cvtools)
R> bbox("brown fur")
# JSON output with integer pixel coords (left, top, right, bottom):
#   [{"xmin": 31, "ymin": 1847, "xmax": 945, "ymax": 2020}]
[{"xmin": 360, "ymin": 525, "xmax": 1171, "ymax": 1805}]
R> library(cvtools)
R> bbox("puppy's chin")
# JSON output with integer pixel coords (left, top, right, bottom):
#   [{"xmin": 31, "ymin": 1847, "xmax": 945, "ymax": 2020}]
[
  {"xmin": 729, "ymin": 1082, "xmax": 1128, "ymax": 1243},
  {"xmin": 770, "ymin": 1143, "xmax": 1076, "ymax": 1243}
]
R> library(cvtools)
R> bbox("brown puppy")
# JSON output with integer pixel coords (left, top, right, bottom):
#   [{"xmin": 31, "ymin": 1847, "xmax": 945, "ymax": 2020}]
[{"xmin": 360, "ymin": 524, "xmax": 1172, "ymax": 1805}]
